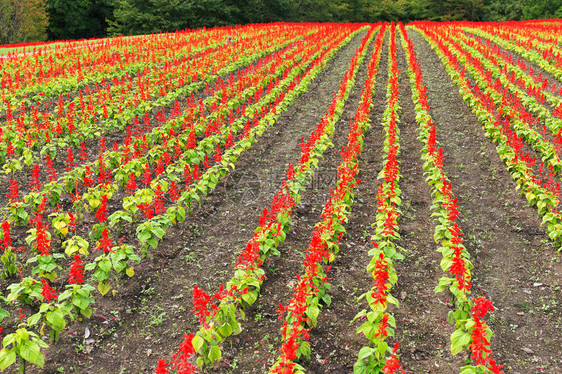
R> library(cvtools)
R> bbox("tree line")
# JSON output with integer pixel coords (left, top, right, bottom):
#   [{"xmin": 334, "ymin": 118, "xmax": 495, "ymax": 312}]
[{"xmin": 1, "ymin": 0, "xmax": 561, "ymax": 45}]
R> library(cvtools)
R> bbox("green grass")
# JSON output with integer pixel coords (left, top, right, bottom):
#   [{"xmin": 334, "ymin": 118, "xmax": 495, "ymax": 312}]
[{"xmin": 0, "ymin": 34, "xmax": 141, "ymax": 56}]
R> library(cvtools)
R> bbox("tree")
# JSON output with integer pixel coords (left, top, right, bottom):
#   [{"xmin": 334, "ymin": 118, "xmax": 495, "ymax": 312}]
[
  {"xmin": 108, "ymin": 0, "xmax": 235, "ymax": 36},
  {"xmin": 0, "ymin": 0, "xmax": 49, "ymax": 45},
  {"xmin": 47, "ymin": 0, "xmax": 114, "ymax": 40},
  {"xmin": 522, "ymin": 0, "xmax": 562, "ymax": 19}
]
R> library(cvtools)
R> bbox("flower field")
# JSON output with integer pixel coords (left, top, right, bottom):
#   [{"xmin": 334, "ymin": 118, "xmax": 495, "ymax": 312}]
[{"xmin": 0, "ymin": 20, "xmax": 561, "ymax": 373}]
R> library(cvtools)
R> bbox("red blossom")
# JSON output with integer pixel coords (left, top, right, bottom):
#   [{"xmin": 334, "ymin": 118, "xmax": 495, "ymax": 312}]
[
  {"xmin": 382, "ymin": 343, "xmax": 405, "ymax": 374},
  {"xmin": 6, "ymin": 180, "xmax": 19, "ymax": 202},
  {"xmin": 97, "ymin": 228, "xmax": 113, "ymax": 253},
  {"xmin": 68, "ymin": 255, "xmax": 84, "ymax": 284},
  {"xmin": 155, "ymin": 359, "xmax": 169, "ymax": 374},
  {"xmin": 126, "ymin": 173, "xmax": 138, "ymax": 194},
  {"xmin": 41, "ymin": 279, "xmax": 57, "ymax": 302},
  {"xmin": 469, "ymin": 316, "xmax": 492, "ymax": 366},
  {"xmin": 1, "ymin": 221, "xmax": 11, "ymax": 248},
  {"xmin": 471, "ymin": 295, "xmax": 494, "ymax": 319},
  {"xmin": 95, "ymin": 195, "xmax": 108, "ymax": 223},
  {"xmin": 171, "ymin": 333, "xmax": 196, "ymax": 373},
  {"xmin": 191, "ymin": 286, "xmax": 211, "ymax": 325}
]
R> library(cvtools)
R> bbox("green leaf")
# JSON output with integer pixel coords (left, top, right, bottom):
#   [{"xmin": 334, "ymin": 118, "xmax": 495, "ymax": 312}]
[
  {"xmin": 297, "ymin": 341, "xmax": 311, "ymax": 359},
  {"xmin": 97, "ymin": 282, "xmax": 111, "ymax": 296},
  {"xmin": 20, "ymin": 341, "xmax": 44, "ymax": 367},
  {"xmin": 192, "ymin": 335, "xmax": 205, "ymax": 353},
  {"xmin": 450, "ymin": 328, "xmax": 471, "ymax": 355},
  {"xmin": 357, "ymin": 345, "xmax": 375, "ymax": 361},
  {"xmin": 28, "ymin": 312, "xmax": 43, "ymax": 326},
  {"xmin": 0, "ymin": 348, "xmax": 16, "ymax": 370},
  {"xmin": 208, "ymin": 345, "xmax": 221, "ymax": 363}
]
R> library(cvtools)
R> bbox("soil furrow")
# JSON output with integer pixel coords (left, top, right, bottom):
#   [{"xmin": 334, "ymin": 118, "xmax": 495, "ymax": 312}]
[{"xmin": 410, "ymin": 28, "xmax": 562, "ymax": 374}]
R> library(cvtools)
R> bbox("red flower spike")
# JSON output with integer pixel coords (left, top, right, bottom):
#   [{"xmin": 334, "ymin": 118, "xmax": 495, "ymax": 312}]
[
  {"xmin": 7, "ymin": 180, "xmax": 19, "ymax": 202},
  {"xmin": 98, "ymin": 228, "xmax": 113, "ymax": 253},
  {"xmin": 1, "ymin": 221, "xmax": 12, "ymax": 248},
  {"xmin": 155, "ymin": 359, "xmax": 169, "ymax": 374},
  {"xmin": 68, "ymin": 255, "xmax": 84, "ymax": 284},
  {"xmin": 126, "ymin": 173, "xmax": 138, "ymax": 194},
  {"xmin": 95, "ymin": 195, "xmax": 108, "ymax": 223},
  {"xmin": 382, "ymin": 342, "xmax": 405, "ymax": 374},
  {"xmin": 41, "ymin": 279, "xmax": 57, "ymax": 302},
  {"xmin": 471, "ymin": 295, "xmax": 494, "ymax": 319}
]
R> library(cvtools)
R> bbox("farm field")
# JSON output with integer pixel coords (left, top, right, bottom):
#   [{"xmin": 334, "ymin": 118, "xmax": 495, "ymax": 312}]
[{"xmin": 0, "ymin": 20, "xmax": 561, "ymax": 373}]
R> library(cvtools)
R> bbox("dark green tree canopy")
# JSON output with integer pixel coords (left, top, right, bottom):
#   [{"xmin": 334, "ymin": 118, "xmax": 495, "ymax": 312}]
[{"xmin": 41, "ymin": 0, "xmax": 562, "ymax": 40}]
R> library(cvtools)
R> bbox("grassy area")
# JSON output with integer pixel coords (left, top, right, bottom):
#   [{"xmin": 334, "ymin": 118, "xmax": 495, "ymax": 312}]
[{"xmin": 0, "ymin": 34, "xmax": 141, "ymax": 56}]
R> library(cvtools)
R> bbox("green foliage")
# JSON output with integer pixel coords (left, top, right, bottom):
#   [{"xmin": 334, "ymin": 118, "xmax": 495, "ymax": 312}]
[
  {"xmin": 0, "ymin": 0, "xmax": 49, "ymax": 44},
  {"xmin": 46, "ymin": 0, "xmax": 113, "ymax": 40},
  {"xmin": 37, "ymin": 0, "xmax": 562, "ymax": 41},
  {"xmin": 108, "ymin": 0, "xmax": 233, "ymax": 36}
]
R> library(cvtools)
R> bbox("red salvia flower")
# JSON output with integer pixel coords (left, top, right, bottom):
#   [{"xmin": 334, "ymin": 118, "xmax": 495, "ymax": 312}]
[
  {"xmin": 95, "ymin": 195, "xmax": 108, "ymax": 223},
  {"xmin": 29, "ymin": 164, "xmax": 42, "ymax": 191},
  {"xmin": 192, "ymin": 164, "xmax": 201, "ymax": 181},
  {"xmin": 191, "ymin": 285, "xmax": 211, "ymax": 325},
  {"xmin": 68, "ymin": 254, "xmax": 84, "ymax": 284},
  {"xmin": 98, "ymin": 228, "xmax": 113, "ymax": 253},
  {"xmin": 137, "ymin": 203, "xmax": 155, "ymax": 220},
  {"xmin": 371, "ymin": 252, "xmax": 390, "ymax": 305},
  {"xmin": 99, "ymin": 137, "xmax": 106, "ymax": 153},
  {"xmin": 65, "ymin": 147, "xmax": 74, "ymax": 172},
  {"xmin": 36, "ymin": 222, "xmax": 51, "ymax": 256},
  {"xmin": 471, "ymin": 295, "xmax": 494, "ymax": 319},
  {"xmin": 126, "ymin": 173, "xmax": 138, "ymax": 194},
  {"xmin": 382, "ymin": 343, "xmax": 405, "ymax": 374},
  {"xmin": 41, "ymin": 279, "xmax": 57, "ymax": 302},
  {"xmin": 45, "ymin": 155, "xmax": 57, "ymax": 182},
  {"xmin": 7, "ymin": 180, "xmax": 19, "ymax": 202},
  {"xmin": 487, "ymin": 355, "xmax": 505, "ymax": 374},
  {"xmin": 79, "ymin": 142, "xmax": 88, "ymax": 164},
  {"xmin": 155, "ymin": 359, "xmax": 169, "ymax": 374},
  {"xmin": 83, "ymin": 166, "xmax": 94, "ymax": 186},
  {"xmin": 169, "ymin": 181, "xmax": 180, "ymax": 202},
  {"xmin": 1, "ymin": 221, "xmax": 11, "ymax": 248},
  {"xmin": 142, "ymin": 164, "xmax": 152, "ymax": 186},
  {"xmin": 153, "ymin": 186, "xmax": 165, "ymax": 215},
  {"xmin": 171, "ymin": 333, "xmax": 196, "ymax": 373},
  {"xmin": 374, "ymin": 313, "xmax": 390, "ymax": 338},
  {"xmin": 469, "ymin": 316, "xmax": 492, "ymax": 366}
]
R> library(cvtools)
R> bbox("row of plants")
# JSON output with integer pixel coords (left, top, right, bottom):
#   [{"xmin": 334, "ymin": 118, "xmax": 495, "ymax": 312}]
[
  {"xmin": 439, "ymin": 26, "xmax": 562, "ymax": 176},
  {"xmin": 446, "ymin": 27, "xmax": 562, "ymax": 133},
  {"xmin": 2, "ymin": 28, "xmax": 325, "ymax": 231},
  {"xmin": 0, "ymin": 28, "xmax": 336, "ymax": 305},
  {"xmin": 352, "ymin": 23, "xmax": 405, "ymax": 374},
  {"xmin": 268, "ymin": 25, "xmax": 389, "ymax": 374},
  {"xmin": 0, "ymin": 25, "xmax": 346, "ymax": 252},
  {"xmin": 459, "ymin": 28, "xmax": 562, "ymax": 106},
  {"xmin": 0, "ymin": 30, "xmax": 325, "ymax": 293},
  {"xmin": 401, "ymin": 24, "xmax": 504, "ymax": 374}
]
